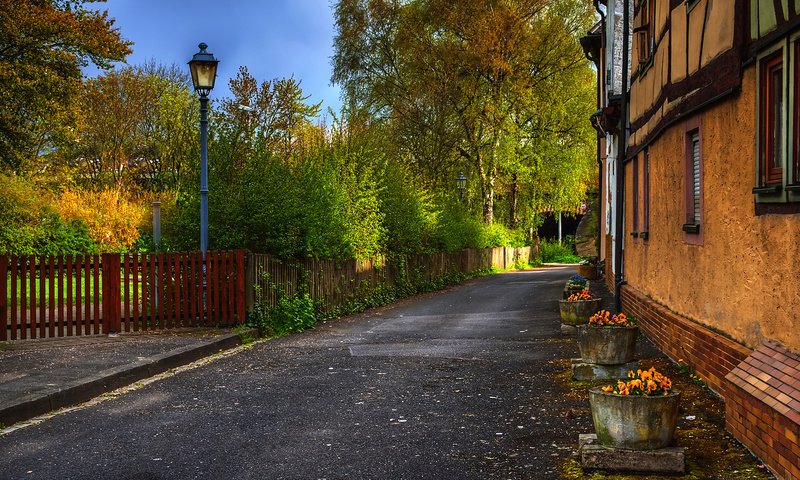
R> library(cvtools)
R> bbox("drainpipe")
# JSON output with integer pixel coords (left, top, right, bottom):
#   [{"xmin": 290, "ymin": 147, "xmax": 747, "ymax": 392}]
[
  {"xmin": 595, "ymin": 0, "xmax": 605, "ymax": 269},
  {"xmin": 614, "ymin": 0, "xmax": 630, "ymax": 312}
]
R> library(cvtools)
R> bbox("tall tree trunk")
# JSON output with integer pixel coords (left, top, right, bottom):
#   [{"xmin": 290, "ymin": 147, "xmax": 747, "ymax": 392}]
[
  {"xmin": 483, "ymin": 189, "xmax": 494, "ymax": 224},
  {"xmin": 509, "ymin": 172, "xmax": 519, "ymax": 229}
]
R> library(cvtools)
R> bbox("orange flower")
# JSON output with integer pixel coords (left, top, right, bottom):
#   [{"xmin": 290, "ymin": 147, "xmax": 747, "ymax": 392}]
[
  {"xmin": 567, "ymin": 289, "xmax": 593, "ymax": 301},
  {"xmin": 600, "ymin": 367, "xmax": 673, "ymax": 396}
]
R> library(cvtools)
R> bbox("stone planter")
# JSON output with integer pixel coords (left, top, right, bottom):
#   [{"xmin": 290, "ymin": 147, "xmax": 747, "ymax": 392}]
[
  {"xmin": 589, "ymin": 388, "xmax": 681, "ymax": 450},
  {"xmin": 577, "ymin": 325, "xmax": 638, "ymax": 365},
  {"xmin": 558, "ymin": 298, "xmax": 602, "ymax": 325},
  {"xmin": 577, "ymin": 264, "xmax": 597, "ymax": 280},
  {"xmin": 562, "ymin": 281, "xmax": 590, "ymax": 299}
]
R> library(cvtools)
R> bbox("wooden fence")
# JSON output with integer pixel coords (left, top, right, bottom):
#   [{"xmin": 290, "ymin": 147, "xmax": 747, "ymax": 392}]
[
  {"xmin": 246, "ymin": 246, "xmax": 532, "ymax": 312},
  {"xmin": 1, "ymin": 250, "xmax": 246, "ymax": 341}
]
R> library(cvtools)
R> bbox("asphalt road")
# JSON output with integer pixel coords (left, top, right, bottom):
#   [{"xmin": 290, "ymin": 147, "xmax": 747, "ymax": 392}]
[{"xmin": 0, "ymin": 267, "xmax": 587, "ymax": 480}]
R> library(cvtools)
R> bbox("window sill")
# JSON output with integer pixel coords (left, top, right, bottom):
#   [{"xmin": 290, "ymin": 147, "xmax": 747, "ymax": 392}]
[
  {"xmin": 785, "ymin": 183, "xmax": 800, "ymax": 192},
  {"xmin": 682, "ymin": 223, "xmax": 700, "ymax": 234},
  {"xmin": 752, "ymin": 185, "xmax": 782, "ymax": 195}
]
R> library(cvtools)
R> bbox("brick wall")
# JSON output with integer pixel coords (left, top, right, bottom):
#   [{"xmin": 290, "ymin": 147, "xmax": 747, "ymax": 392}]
[
  {"xmin": 621, "ymin": 284, "xmax": 800, "ymax": 480},
  {"xmin": 726, "ymin": 344, "xmax": 800, "ymax": 480},
  {"xmin": 621, "ymin": 285, "xmax": 750, "ymax": 394}
]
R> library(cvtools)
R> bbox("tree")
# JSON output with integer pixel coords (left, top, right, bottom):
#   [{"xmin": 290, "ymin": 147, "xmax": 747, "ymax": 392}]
[
  {"xmin": 332, "ymin": 0, "xmax": 596, "ymax": 224},
  {"xmin": 218, "ymin": 66, "xmax": 322, "ymax": 165},
  {"xmin": 0, "ymin": 0, "xmax": 131, "ymax": 173},
  {"xmin": 65, "ymin": 63, "xmax": 196, "ymax": 190}
]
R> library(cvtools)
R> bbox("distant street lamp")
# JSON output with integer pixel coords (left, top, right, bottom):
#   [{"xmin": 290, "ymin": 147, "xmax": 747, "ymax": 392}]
[
  {"xmin": 456, "ymin": 172, "xmax": 467, "ymax": 202},
  {"xmin": 188, "ymin": 42, "xmax": 219, "ymax": 255}
]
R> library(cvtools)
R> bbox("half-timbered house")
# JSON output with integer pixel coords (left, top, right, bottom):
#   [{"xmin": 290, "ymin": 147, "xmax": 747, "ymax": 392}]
[{"xmin": 583, "ymin": 1, "xmax": 800, "ymax": 477}]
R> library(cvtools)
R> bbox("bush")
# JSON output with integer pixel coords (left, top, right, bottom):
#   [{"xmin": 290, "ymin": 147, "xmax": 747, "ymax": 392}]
[
  {"xmin": 0, "ymin": 174, "xmax": 99, "ymax": 255},
  {"xmin": 539, "ymin": 238, "xmax": 583, "ymax": 263},
  {"xmin": 248, "ymin": 294, "xmax": 318, "ymax": 337},
  {"xmin": 54, "ymin": 187, "xmax": 145, "ymax": 252}
]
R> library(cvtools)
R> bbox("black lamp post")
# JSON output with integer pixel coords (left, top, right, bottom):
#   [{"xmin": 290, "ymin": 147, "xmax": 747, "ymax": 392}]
[
  {"xmin": 188, "ymin": 43, "xmax": 219, "ymax": 255},
  {"xmin": 456, "ymin": 172, "xmax": 467, "ymax": 202}
]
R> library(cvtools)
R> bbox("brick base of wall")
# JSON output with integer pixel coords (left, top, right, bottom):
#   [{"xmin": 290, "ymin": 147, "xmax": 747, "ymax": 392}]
[{"xmin": 620, "ymin": 285, "xmax": 800, "ymax": 480}]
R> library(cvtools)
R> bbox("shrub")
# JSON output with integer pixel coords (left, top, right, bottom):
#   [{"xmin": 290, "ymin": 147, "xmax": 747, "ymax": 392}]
[
  {"xmin": 54, "ymin": 187, "xmax": 145, "ymax": 252},
  {"xmin": 248, "ymin": 294, "xmax": 318, "ymax": 337},
  {"xmin": 539, "ymin": 238, "xmax": 582, "ymax": 263},
  {"xmin": 0, "ymin": 174, "xmax": 99, "ymax": 255}
]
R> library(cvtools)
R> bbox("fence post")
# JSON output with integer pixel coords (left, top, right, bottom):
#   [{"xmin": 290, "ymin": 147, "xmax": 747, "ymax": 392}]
[
  {"xmin": 102, "ymin": 253, "xmax": 121, "ymax": 335},
  {"xmin": 236, "ymin": 250, "xmax": 246, "ymax": 324}
]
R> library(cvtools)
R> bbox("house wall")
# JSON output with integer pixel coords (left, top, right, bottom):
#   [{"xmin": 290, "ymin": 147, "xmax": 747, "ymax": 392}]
[
  {"xmin": 624, "ymin": 66, "xmax": 800, "ymax": 352},
  {"xmin": 622, "ymin": 64, "xmax": 800, "ymax": 479},
  {"xmin": 608, "ymin": 1, "xmax": 800, "ymax": 477}
]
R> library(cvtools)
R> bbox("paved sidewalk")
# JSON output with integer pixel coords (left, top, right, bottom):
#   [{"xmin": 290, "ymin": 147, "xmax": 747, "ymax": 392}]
[{"xmin": 0, "ymin": 328, "xmax": 251, "ymax": 426}]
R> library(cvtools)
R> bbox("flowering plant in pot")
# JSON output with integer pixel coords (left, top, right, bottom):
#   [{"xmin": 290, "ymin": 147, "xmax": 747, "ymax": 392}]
[
  {"xmin": 558, "ymin": 289, "xmax": 602, "ymax": 326},
  {"xmin": 589, "ymin": 367, "xmax": 681, "ymax": 450},
  {"xmin": 576, "ymin": 310, "xmax": 638, "ymax": 364},
  {"xmin": 563, "ymin": 274, "xmax": 590, "ymax": 299},
  {"xmin": 577, "ymin": 258, "xmax": 598, "ymax": 280}
]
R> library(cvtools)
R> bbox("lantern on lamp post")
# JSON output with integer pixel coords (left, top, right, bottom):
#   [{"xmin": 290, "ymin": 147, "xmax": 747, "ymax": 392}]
[
  {"xmin": 188, "ymin": 43, "xmax": 219, "ymax": 256},
  {"xmin": 456, "ymin": 172, "xmax": 467, "ymax": 203}
]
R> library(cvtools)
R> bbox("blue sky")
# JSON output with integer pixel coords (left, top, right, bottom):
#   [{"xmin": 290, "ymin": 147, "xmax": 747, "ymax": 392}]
[{"xmin": 88, "ymin": 0, "xmax": 342, "ymax": 115}]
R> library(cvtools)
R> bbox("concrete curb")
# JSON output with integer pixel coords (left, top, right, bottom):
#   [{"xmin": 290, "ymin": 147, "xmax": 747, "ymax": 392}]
[{"xmin": 0, "ymin": 329, "xmax": 256, "ymax": 427}]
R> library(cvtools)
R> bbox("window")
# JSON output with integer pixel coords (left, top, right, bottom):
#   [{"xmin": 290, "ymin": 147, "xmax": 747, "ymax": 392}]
[
  {"xmin": 683, "ymin": 118, "xmax": 702, "ymax": 245},
  {"xmin": 642, "ymin": 148, "xmax": 650, "ymax": 239},
  {"xmin": 754, "ymin": 39, "xmax": 800, "ymax": 209},
  {"xmin": 632, "ymin": 156, "xmax": 639, "ymax": 239},
  {"xmin": 793, "ymin": 42, "xmax": 800, "ymax": 187},
  {"xmin": 630, "ymin": 150, "xmax": 651, "ymax": 242},
  {"xmin": 759, "ymin": 52, "xmax": 783, "ymax": 186},
  {"xmin": 634, "ymin": 0, "xmax": 656, "ymax": 68}
]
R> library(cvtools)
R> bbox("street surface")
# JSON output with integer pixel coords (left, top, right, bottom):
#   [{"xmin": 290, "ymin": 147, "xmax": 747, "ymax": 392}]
[{"xmin": 0, "ymin": 267, "xmax": 587, "ymax": 479}]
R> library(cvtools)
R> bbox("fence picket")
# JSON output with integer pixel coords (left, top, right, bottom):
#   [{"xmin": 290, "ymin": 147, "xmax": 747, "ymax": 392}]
[
  {"xmin": 48, "ymin": 256, "xmax": 55, "ymax": 338},
  {"xmin": 0, "ymin": 256, "xmax": 6, "ymax": 341},
  {"xmin": 11, "ymin": 257, "xmax": 19, "ymax": 340},
  {"xmin": 57, "ymin": 256, "xmax": 64, "ymax": 337},
  {"xmin": 92, "ymin": 254, "xmax": 100, "ymax": 334},
  {"xmin": 132, "ymin": 253, "xmax": 140, "ymax": 332},
  {"xmin": 28, "ymin": 256, "xmax": 35, "ymax": 339},
  {"xmin": 38, "ymin": 255, "xmax": 46, "ymax": 338},
  {"xmin": 83, "ymin": 254, "xmax": 90, "ymax": 335}
]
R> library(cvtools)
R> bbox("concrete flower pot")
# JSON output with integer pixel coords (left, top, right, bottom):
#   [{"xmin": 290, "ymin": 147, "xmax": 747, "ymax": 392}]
[
  {"xmin": 558, "ymin": 298, "xmax": 602, "ymax": 325},
  {"xmin": 577, "ymin": 264, "xmax": 597, "ymax": 280},
  {"xmin": 577, "ymin": 325, "xmax": 638, "ymax": 365},
  {"xmin": 589, "ymin": 388, "xmax": 681, "ymax": 450},
  {"xmin": 562, "ymin": 280, "xmax": 590, "ymax": 299}
]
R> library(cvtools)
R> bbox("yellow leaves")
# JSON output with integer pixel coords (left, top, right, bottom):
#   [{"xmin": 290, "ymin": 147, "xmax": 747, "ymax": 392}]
[{"xmin": 54, "ymin": 187, "xmax": 145, "ymax": 253}]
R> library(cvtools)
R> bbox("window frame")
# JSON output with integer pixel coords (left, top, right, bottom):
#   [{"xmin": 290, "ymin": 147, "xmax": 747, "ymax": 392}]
[
  {"xmin": 642, "ymin": 148, "xmax": 650, "ymax": 240},
  {"xmin": 753, "ymin": 38, "xmax": 800, "ymax": 206},
  {"xmin": 759, "ymin": 51, "xmax": 784, "ymax": 187},
  {"xmin": 634, "ymin": 0, "xmax": 656, "ymax": 71},
  {"xmin": 632, "ymin": 155, "xmax": 639, "ymax": 241},
  {"xmin": 683, "ymin": 117, "xmax": 703, "ymax": 246},
  {"xmin": 791, "ymin": 41, "xmax": 800, "ymax": 190}
]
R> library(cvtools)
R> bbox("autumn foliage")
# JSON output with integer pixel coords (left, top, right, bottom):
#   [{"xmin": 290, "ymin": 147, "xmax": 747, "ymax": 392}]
[{"xmin": 54, "ymin": 188, "xmax": 145, "ymax": 253}]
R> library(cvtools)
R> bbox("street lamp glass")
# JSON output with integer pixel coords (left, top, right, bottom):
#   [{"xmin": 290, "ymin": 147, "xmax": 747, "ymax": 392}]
[
  {"xmin": 456, "ymin": 172, "xmax": 467, "ymax": 190},
  {"xmin": 188, "ymin": 43, "xmax": 219, "ymax": 95}
]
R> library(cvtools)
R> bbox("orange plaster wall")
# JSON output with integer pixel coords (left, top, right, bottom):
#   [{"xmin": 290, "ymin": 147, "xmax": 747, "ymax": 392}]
[{"xmin": 624, "ymin": 66, "xmax": 800, "ymax": 352}]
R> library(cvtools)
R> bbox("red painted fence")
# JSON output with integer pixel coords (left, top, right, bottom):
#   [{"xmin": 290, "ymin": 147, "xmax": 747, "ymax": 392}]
[{"xmin": 0, "ymin": 250, "xmax": 246, "ymax": 341}]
